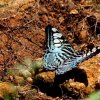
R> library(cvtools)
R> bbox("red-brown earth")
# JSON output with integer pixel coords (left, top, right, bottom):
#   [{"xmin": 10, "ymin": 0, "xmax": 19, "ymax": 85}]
[{"xmin": 0, "ymin": 0, "xmax": 100, "ymax": 99}]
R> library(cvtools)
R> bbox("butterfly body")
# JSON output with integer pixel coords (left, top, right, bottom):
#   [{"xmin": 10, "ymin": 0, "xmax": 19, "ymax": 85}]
[{"xmin": 43, "ymin": 25, "xmax": 100, "ymax": 75}]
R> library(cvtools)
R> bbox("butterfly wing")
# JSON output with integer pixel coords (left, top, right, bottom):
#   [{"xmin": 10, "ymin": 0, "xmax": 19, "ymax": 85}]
[
  {"xmin": 45, "ymin": 25, "xmax": 75, "ymax": 54},
  {"xmin": 56, "ymin": 46, "xmax": 100, "ymax": 75},
  {"xmin": 43, "ymin": 25, "xmax": 76, "ymax": 72},
  {"xmin": 56, "ymin": 58, "xmax": 76, "ymax": 75},
  {"xmin": 43, "ymin": 25, "xmax": 100, "ymax": 75}
]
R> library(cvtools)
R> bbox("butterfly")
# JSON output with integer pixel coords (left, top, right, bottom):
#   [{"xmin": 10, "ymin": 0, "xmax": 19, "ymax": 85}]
[{"xmin": 43, "ymin": 25, "xmax": 100, "ymax": 75}]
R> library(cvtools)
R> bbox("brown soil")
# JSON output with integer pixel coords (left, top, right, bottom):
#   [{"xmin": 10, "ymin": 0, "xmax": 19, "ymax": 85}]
[{"xmin": 0, "ymin": 0, "xmax": 100, "ymax": 99}]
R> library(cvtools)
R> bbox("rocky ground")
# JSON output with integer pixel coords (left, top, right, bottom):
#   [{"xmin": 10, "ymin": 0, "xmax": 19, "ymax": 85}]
[{"xmin": 0, "ymin": 0, "xmax": 100, "ymax": 99}]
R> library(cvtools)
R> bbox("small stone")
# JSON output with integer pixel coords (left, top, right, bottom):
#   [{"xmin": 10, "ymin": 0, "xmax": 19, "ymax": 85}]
[
  {"xmin": 27, "ymin": 77, "xmax": 33, "ymax": 84},
  {"xmin": 14, "ymin": 76, "xmax": 25, "ymax": 84},
  {"xmin": 70, "ymin": 9, "xmax": 79, "ymax": 14},
  {"xmin": 59, "ymin": 17, "xmax": 64, "ymax": 23},
  {"xmin": 35, "ymin": 71, "xmax": 55, "ymax": 83},
  {"xmin": 79, "ymin": 30, "xmax": 88, "ymax": 42}
]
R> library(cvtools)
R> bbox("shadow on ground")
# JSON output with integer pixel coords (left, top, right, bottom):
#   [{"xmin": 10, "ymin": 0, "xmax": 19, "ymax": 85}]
[{"xmin": 34, "ymin": 68, "xmax": 88, "ymax": 97}]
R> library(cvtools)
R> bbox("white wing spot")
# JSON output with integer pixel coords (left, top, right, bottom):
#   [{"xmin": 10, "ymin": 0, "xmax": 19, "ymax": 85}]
[
  {"xmin": 83, "ymin": 54, "xmax": 86, "ymax": 58},
  {"xmin": 52, "ymin": 28, "xmax": 57, "ymax": 32},
  {"xmin": 98, "ymin": 46, "xmax": 100, "ymax": 49},
  {"xmin": 92, "ymin": 47, "xmax": 96, "ymax": 52},
  {"xmin": 55, "ymin": 43, "xmax": 61, "ymax": 47},
  {"xmin": 53, "ymin": 33, "xmax": 62, "ymax": 37},
  {"xmin": 60, "ymin": 39, "xmax": 63, "ymax": 42},
  {"xmin": 87, "ymin": 51, "xmax": 91, "ymax": 56},
  {"xmin": 54, "ymin": 39, "xmax": 60, "ymax": 43}
]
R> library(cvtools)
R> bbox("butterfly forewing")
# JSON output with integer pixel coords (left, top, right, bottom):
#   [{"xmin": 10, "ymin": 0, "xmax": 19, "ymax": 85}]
[
  {"xmin": 45, "ymin": 25, "xmax": 63, "ymax": 50},
  {"xmin": 45, "ymin": 25, "xmax": 75, "ymax": 53}
]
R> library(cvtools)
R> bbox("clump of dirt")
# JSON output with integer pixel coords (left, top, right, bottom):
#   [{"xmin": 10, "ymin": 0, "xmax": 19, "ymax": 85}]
[{"xmin": 0, "ymin": 0, "xmax": 100, "ymax": 99}]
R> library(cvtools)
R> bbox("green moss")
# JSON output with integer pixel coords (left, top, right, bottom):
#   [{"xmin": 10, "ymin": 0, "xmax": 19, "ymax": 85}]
[{"xmin": 87, "ymin": 90, "xmax": 100, "ymax": 100}]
